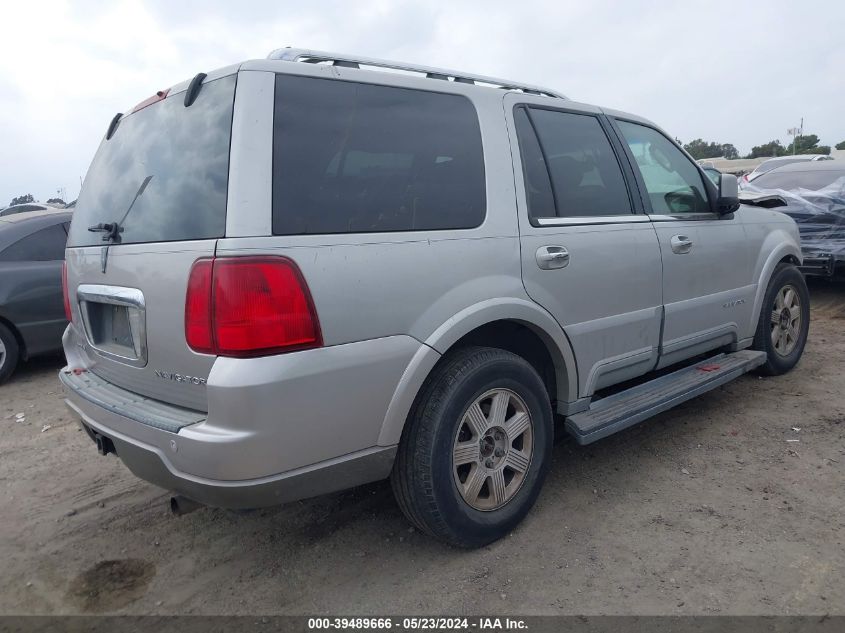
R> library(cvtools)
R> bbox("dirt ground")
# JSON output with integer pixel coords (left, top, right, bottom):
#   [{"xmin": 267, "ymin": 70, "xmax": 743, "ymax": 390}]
[{"xmin": 1, "ymin": 281, "xmax": 843, "ymax": 616}]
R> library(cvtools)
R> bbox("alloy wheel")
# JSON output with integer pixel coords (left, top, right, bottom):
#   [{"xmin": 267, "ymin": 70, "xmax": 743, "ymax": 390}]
[
  {"xmin": 452, "ymin": 388, "xmax": 534, "ymax": 511},
  {"xmin": 770, "ymin": 284, "xmax": 802, "ymax": 356}
]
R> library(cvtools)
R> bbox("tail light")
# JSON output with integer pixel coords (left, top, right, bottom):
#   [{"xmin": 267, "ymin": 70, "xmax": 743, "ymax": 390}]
[
  {"xmin": 62, "ymin": 262, "xmax": 72, "ymax": 322},
  {"xmin": 185, "ymin": 256, "xmax": 322, "ymax": 357}
]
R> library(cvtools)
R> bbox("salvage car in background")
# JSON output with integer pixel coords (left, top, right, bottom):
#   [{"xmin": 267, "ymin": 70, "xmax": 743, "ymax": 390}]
[
  {"xmin": 0, "ymin": 210, "xmax": 71, "ymax": 382},
  {"xmin": 0, "ymin": 202, "xmax": 66, "ymax": 217},
  {"xmin": 744, "ymin": 154, "xmax": 833, "ymax": 184},
  {"xmin": 744, "ymin": 162, "xmax": 845, "ymax": 277}
]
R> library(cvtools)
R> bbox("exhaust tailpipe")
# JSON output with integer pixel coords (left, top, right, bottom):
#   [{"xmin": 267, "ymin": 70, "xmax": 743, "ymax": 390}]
[{"xmin": 170, "ymin": 495, "xmax": 203, "ymax": 516}]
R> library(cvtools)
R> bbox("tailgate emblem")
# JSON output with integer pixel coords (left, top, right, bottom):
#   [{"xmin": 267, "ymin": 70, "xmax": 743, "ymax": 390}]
[
  {"xmin": 155, "ymin": 370, "xmax": 207, "ymax": 386},
  {"xmin": 100, "ymin": 246, "xmax": 109, "ymax": 273}
]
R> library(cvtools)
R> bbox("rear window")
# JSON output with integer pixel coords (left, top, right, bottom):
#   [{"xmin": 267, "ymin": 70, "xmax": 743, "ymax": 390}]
[
  {"xmin": 755, "ymin": 158, "xmax": 805, "ymax": 175},
  {"xmin": 272, "ymin": 75, "xmax": 486, "ymax": 234},
  {"xmin": 753, "ymin": 169, "xmax": 845, "ymax": 191},
  {"xmin": 68, "ymin": 74, "xmax": 236, "ymax": 247},
  {"xmin": 0, "ymin": 224, "xmax": 67, "ymax": 262},
  {"xmin": 0, "ymin": 204, "xmax": 46, "ymax": 216}
]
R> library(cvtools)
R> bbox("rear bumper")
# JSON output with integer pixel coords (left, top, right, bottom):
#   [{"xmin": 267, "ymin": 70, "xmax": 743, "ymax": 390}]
[
  {"xmin": 64, "ymin": 386, "xmax": 396, "ymax": 509},
  {"xmin": 59, "ymin": 333, "xmax": 422, "ymax": 508}
]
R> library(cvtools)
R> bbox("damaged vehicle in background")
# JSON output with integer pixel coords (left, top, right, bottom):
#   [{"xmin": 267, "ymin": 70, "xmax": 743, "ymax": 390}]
[
  {"xmin": 741, "ymin": 161, "xmax": 845, "ymax": 277},
  {"xmin": 743, "ymin": 154, "xmax": 833, "ymax": 184}
]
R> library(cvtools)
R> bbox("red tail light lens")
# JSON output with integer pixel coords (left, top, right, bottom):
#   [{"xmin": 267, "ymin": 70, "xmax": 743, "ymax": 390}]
[
  {"xmin": 185, "ymin": 259, "xmax": 214, "ymax": 354},
  {"xmin": 62, "ymin": 261, "xmax": 72, "ymax": 322},
  {"xmin": 184, "ymin": 257, "xmax": 322, "ymax": 357}
]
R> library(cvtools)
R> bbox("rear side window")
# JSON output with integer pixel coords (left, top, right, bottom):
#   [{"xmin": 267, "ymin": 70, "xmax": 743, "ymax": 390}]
[
  {"xmin": 515, "ymin": 107, "xmax": 632, "ymax": 219},
  {"xmin": 272, "ymin": 75, "xmax": 486, "ymax": 234},
  {"xmin": 0, "ymin": 224, "xmax": 67, "ymax": 262}
]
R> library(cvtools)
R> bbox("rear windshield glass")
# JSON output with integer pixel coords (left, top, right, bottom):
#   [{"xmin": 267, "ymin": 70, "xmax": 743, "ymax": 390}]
[
  {"xmin": 272, "ymin": 74, "xmax": 486, "ymax": 234},
  {"xmin": 753, "ymin": 169, "xmax": 845, "ymax": 191},
  {"xmin": 756, "ymin": 158, "xmax": 805, "ymax": 175},
  {"xmin": 68, "ymin": 74, "xmax": 236, "ymax": 247}
]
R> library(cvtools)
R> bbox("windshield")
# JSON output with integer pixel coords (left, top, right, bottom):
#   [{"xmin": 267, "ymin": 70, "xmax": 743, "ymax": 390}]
[
  {"xmin": 68, "ymin": 74, "xmax": 236, "ymax": 247},
  {"xmin": 753, "ymin": 169, "xmax": 845, "ymax": 192}
]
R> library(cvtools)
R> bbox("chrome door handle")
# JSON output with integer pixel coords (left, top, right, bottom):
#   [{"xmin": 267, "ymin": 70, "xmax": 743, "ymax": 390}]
[
  {"xmin": 670, "ymin": 235, "xmax": 693, "ymax": 254},
  {"xmin": 536, "ymin": 246, "xmax": 570, "ymax": 270}
]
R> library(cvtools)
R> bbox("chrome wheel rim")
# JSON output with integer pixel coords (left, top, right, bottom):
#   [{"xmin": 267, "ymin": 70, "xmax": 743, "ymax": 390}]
[
  {"xmin": 770, "ymin": 284, "xmax": 801, "ymax": 357},
  {"xmin": 0, "ymin": 337, "xmax": 5, "ymax": 370},
  {"xmin": 452, "ymin": 388, "xmax": 534, "ymax": 512}
]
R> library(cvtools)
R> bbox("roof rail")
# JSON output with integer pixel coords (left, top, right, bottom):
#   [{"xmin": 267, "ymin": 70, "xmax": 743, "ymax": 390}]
[{"xmin": 267, "ymin": 47, "xmax": 566, "ymax": 99}]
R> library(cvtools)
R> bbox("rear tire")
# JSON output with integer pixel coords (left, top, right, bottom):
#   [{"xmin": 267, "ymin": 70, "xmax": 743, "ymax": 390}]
[
  {"xmin": 391, "ymin": 346, "xmax": 553, "ymax": 548},
  {"xmin": 752, "ymin": 263, "xmax": 810, "ymax": 376},
  {"xmin": 0, "ymin": 322, "xmax": 20, "ymax": 384}
]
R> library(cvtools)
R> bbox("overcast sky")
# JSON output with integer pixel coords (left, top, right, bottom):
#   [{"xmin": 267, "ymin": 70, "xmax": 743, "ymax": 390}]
[{"xmin": 1, "ymin": 0, "xmax": 843, "ymax": 204}]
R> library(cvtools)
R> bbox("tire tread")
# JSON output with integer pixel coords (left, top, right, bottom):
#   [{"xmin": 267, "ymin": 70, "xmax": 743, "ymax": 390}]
[{"xmin": 391, "ymin": 346, "xmax": 550, "ymax": 546}]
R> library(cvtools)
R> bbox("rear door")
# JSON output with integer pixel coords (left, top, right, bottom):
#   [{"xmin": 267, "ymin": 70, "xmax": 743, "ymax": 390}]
[
  {"xmin": 505, "ymin": 95, "xmax": 663, "ymax": 398},
  {"xmin": 64, "ymin": 71, "xmax": 237, "ymax": 411},
  {"xmin": 611, "ymin": 119, "xmax": 755, "ymax": 368}
]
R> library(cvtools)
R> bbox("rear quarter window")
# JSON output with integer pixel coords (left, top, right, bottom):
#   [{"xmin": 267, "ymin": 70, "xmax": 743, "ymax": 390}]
[{"xmin": 271, "ymin": 75, "xmax": 486, "ymax": 234}]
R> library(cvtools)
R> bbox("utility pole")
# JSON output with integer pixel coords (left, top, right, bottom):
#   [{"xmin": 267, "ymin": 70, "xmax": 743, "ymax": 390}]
[{"xmin": 798, "ymin": 117, "xmax": 803, "ymax": 154}]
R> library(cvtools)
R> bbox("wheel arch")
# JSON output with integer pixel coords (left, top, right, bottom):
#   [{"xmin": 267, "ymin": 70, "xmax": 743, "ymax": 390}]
[
  {"xmin": 749, "ymin": 240, "xmax": 803, "ymax": 336},
  {"xmin": 377, "ymin": 299, "xmax": 578, "ymax": 446},
  {"xmin": 0, "ymin": 314, "xmax": 26, "ymax": 361}
]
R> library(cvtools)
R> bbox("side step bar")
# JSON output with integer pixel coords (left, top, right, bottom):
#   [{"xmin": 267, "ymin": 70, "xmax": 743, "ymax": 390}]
[{"xmin": 565, "ymin": 350, "xmax": 766, "ymax": 445}]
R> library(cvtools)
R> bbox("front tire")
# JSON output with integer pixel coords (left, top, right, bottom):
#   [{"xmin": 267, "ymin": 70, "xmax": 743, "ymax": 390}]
[
  {"xmin": 752, "ymin": 263, "xmax": 810, "ymax": 376},
  {"xmin": 391, "ymin": 346, "xmax": 553, "ymax": 548}
]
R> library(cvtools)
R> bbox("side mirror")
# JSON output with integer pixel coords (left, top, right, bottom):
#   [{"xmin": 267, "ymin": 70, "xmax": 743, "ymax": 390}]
[{"xmin": 717, "ymin": 173, "xmax": 740, "ymax": 215}]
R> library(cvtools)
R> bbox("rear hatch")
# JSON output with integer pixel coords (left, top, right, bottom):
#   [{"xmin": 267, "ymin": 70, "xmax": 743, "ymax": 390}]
[{"xmin": 65, "ymin": 72, "xmax": 237, "ymax": 411}]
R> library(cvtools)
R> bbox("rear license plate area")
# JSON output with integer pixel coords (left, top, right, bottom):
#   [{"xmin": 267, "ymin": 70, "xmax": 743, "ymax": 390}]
[
  {"xmin": 78, "ymin": 285, "xmax": 147, "ymax": 367},
  {"xmin": 85, "ymin": 302, "xmax": 135, "ymax": 353}
]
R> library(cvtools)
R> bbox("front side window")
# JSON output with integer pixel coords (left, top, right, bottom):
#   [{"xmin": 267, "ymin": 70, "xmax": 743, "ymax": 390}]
[
  {"xmin": 515, "ymin": 107, "xmax": 632, "ymax": 219},
  {"xmin": 617, "ymin": 121, "xmax": 710, "ymax": 215},
  {"xmin": 272, "ymin": 75, "xmax": 486, "ymax": 234},
  {"xmin": 0, "ymin": 224, "xmax": 67, "ymax": 262}
]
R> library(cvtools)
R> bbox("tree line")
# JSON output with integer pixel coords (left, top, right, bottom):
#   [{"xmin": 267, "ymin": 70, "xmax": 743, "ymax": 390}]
[
  {"xmin": 7, "ymin": 193, "xmax": 68, "ymax": 207},
  {"xmin": 681, "ymin": 136, "xmax": 844, "ymax": 161}
]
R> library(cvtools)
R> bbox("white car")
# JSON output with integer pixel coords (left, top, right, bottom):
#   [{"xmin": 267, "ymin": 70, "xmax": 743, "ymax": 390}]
[
  {"xmin": 745, "ymin": 154, "xmax": 833, "ymax": 183},
  {"xmin": 0, "ymin": 202, "xmax": 66, "ymax": 217}
]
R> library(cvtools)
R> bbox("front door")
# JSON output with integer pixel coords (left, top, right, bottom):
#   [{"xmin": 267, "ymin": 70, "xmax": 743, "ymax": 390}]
[
  {"xmin": 612, "ymin": 119, "xmax": 756, "ymax": 368},
  {"xmin": 505, "ymin": 95, "xmax": 663, "ymax": 399}
]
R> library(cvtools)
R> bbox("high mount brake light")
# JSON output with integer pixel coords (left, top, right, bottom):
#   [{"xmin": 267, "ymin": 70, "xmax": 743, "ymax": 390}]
[
  {"xmin": 130, "ymin": 88, "xmax": 170, "ymax": 113},
  {"xmin": 185, "ymin": 256, "xmax": 322, "ymax": 357}
]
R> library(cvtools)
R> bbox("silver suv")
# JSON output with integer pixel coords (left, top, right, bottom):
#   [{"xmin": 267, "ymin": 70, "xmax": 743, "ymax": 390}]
[{"xmin": 61, "ymin": 48, "xmax": 809, "ymax": 547}]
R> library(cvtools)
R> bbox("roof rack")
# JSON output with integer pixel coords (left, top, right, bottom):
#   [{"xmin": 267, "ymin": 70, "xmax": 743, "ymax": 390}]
[{"xmin": 267, "ymin": 47, "xmax": 566, "ymax": 99}]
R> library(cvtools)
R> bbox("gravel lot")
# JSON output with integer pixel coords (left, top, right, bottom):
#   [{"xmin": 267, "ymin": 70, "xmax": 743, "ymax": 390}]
[{"xmin": 1, "ymin": 281, "xmax": 843, "ymax": 616}]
